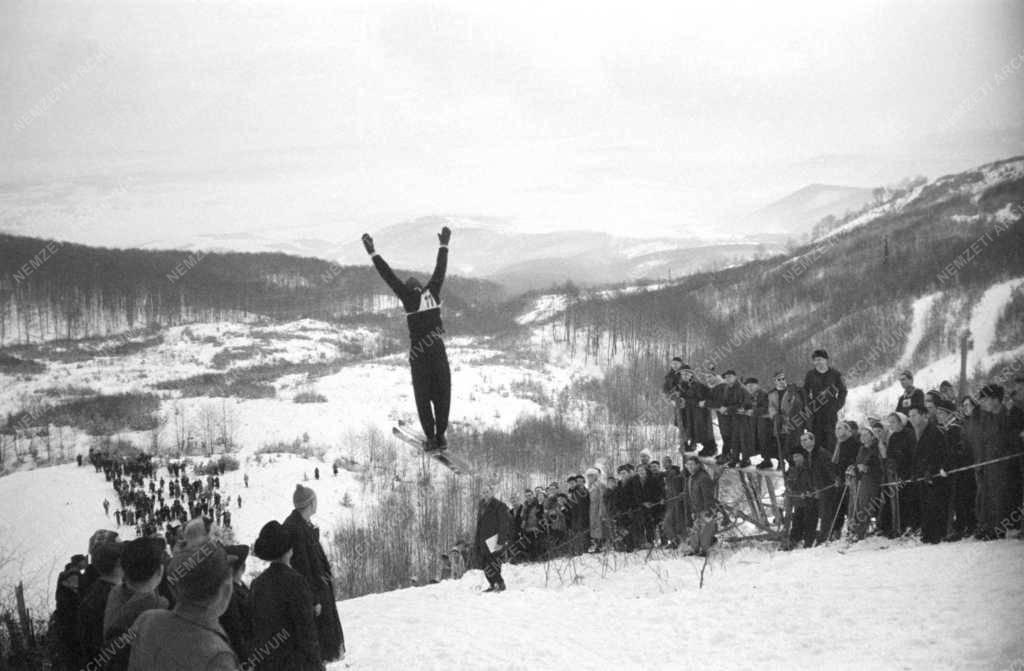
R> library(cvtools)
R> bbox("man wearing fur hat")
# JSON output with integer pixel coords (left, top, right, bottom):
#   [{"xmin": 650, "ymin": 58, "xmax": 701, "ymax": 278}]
[
  {"xmin": 283, "ymin": 484, "xmax": 345, "ymax": 661},
  {"xmin": 803, "ymin": 349, "xmax": 847, "ymax": 456},
  {"xmin": 250, "ymin": 521, "xmax": 322, "ymax": 671}
]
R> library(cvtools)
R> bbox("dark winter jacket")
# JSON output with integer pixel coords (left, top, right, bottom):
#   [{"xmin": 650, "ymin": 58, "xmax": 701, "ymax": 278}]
[
  {"xmin": 807, "ymin": 447, "xmax": 837, "ymax": 490},
  {"xmin": 686, "ymin": 468, "xmax": 716, "ymax": 517},
  {"xmin": 895, "ymin": 387, "xmax": 925, "ymax": 414},
  {"xmin": 77, "ymin": 577, "xmax": 118, "ymax": 666},
  {"xmin": 53, "ymin": 573, "xmax": 82, "ymax": 666},
  {"xmin": 718, "ymin": 381, "xmax": 753, "ymax": 415},
  {"xmin": 567, "ymin": 486, "xmax": 590, "ymax": 532},
  {"xmin": 785, "ymin": 464, "xmax": 814, "ymax": 508},
  {"xmin": 282, "ymin": 510, "xmax": 345, "ymax": 661},
  {"xmin": 370, "ymin": 246, "xmax": 448, "ymax": 346},
  {"xmin": 908, "ymin": 422, "xmax": 947, "ymax": 479},
  {"xmin": 250, "ymin": 563, "xmax": 321, "ymax": 671},
  {"xmin": 616, "ymin": 475, "xmax": 643, "ymax": 513},
  {"xmin": 886, "ymin": 425, "xmax": 914, "ymax": 477},
  {"xmin": 835, "ymin": 436, "xmax": 861, "ymax": 476},
  {"xmin": 475, "ymin": 497, "xmax": 512, "ymax": 551},
  {"xmin": 219, "ymin": 581, "xmax": 252, "ymax": 664},
  {"xmin": 639, "ymin": 475, "xmax": 665, "ymax": 506},
  {"xmin": 940, "ymin": 420, "xmax": 972, "ymax": 469},
  {"xmin": 803, "ymin": 367, "xmax": 847, "ymax": 418}
]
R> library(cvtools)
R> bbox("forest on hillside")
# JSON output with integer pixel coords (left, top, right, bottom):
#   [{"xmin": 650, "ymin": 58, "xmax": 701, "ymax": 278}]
[
  {"xmin": 546, "ymin": 164, "xmax": 1024, "ymax": 416},
  {"xmin": 0, "ymin": 236, "xmax": 508, "ymax": 345}
]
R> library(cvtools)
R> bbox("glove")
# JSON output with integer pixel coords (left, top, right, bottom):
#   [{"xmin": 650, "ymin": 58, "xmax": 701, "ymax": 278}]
[
  {"xmin": 438, "ymin": 226, "xmax": 452, "ymax": 245},
  {"xmin": 361, "ymin": 233, "xmax": 375, "ymax": 255}
]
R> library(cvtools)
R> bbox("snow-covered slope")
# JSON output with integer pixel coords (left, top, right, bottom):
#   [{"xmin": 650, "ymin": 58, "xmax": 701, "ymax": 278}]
[
  {"xmin": 846, "ymin": 277, "xmax": 1024, "ymax": 416},
  {"xmin": 333, "ymin": 538, "xmax": 1024, "ymax": 670}
]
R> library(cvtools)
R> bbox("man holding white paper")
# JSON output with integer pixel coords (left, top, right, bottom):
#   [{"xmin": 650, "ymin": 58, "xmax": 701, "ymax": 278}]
[{"xmin": 475, "ymin": 483, "xmax": 511, "ymax": 593}]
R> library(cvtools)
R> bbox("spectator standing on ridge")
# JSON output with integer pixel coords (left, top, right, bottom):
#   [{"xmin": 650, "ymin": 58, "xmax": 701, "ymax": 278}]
[
  {"xmin": 475, "ymin": 483, "xmax": 511, "ymax": 592},
  {"xmin": 283, "ymin": 484, "xmax": 346, "ymax": 662},
  {"xmin": 803, "ymin": 349, "xmax": 847, "ymax": 455}
]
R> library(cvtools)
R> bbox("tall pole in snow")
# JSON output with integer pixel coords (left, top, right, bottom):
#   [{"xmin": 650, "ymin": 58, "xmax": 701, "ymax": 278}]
[{"xmin": 958, "ymin": 328, "xmax": 972, "ymax": 401}]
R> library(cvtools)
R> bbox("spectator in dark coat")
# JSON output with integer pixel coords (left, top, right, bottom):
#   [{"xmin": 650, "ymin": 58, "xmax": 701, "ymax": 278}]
[
  {"xmin": 802, "ymin": 431, "xmax": 836, "ymax": 545},
  {"xmin": 283, "ymin": 484, "xmax": 345, "ymax": 662},
  {"xmin": 716, "ymin": 370, "xmax": 754, "ymax": 467},
  {"xmin": 894, "ymin": 370, "xmax": 925, "ymax": 414},
  {"xmin": 803, "ymin": 349, "xmax": 847, "ymax": 455},
  {"xmin": 935, "ymin": 400, "xmax": 975, "ymax": 540},
  {"xmin": 615, "ymin": 465, "xmax": 644, "ymax": 551},
  {"xmin": 908, "ymin": 406, "xmax": 950, "ymax": 544},
  {"xmin": 747, "ymin": 378, "xmax": 775, "ymax": 470},
  {"xmin": 683, "ymin": 456, "xmax": 717, "ymax": 555},
  {"xmin": 52, "ymin": 567, "xmax": 82, "ymax": 670},
  {"xmin": 666, "ymin": 364, "xmax": 715, "ymax": 454},
  {"xmin": 638, "ymin": 465, "xmax": 664, "ymax": 547},
  {"xmin": 830, "ymin": 421, "xmax": 861, "ymax": 538},
  {"xmin": 76, "ymin": 541, "xmax": 123, "ymax": 668},
  {"xmin": 849, "ymin": 425, "xmax": 884, "ymax": 540},
  {"xmin": 964, "ymin": 386, "xmax": 1016, "ymax": 539},
  {"xmin": 768, "ymin": 372, "xmax": 805, "ymax": 465},
  {"xmin": 127, "ymin": 544, "xmax": 238, "ymax": 671},
  {"xmin": 475, "ymin": 483, "xmax": 512, "ymax": 592},
  {"xmin": 219, "ymin": 545, "xmax": 253, "ymax": 664},
  {"xmin": 784, "ymin": 449, "xmax": 817, "ymax": 548},
  {"xmin": 660, "ymin": 460, "xmax": 687, "ymax": 547},
  {"xmin": 250, "ymin": 521, "xmax": 322, "ymax": 671},
  {"xmin": 566, "ymin": 475, "xmax": 590, "ymax": 554}
]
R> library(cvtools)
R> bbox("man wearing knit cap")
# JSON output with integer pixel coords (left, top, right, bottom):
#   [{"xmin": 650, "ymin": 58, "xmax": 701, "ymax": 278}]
[
  {"xmin": 283, "ymin": 484, "xmax": 345, "ymax": 661},
  {"xmin": 803, "ymin": 349, "xmax": 847, "ymax": 455}
]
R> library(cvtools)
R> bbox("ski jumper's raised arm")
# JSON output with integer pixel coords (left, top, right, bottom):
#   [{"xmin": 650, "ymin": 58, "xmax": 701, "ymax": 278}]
[
  {"xmin": 370, "ymin": 252, "xmax": 409, "ymax": 300},
  {"xmin": 426, "ymin": 244, "xmax": 448, "ymax": 296}
]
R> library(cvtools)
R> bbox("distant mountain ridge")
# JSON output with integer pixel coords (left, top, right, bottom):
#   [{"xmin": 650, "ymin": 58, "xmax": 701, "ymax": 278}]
[{"xmin": 739, "ymin": 183, "xmax": 876, "ymax": 238}]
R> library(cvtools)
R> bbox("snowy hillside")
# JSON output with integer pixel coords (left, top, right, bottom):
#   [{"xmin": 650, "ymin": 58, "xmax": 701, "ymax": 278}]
[
  {"xmin": 334, "ymin": 538, "xmax": 1024, "ymax": 671},
  {"xmin": 0, "ymin": 317, "xmax": 596, "ymax": 606}
]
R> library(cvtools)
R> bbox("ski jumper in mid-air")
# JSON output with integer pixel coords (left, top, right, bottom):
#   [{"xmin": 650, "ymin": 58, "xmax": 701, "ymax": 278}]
[{"xmin": 363, "ymin": 226, "xmax": 452, "ymax": 451}]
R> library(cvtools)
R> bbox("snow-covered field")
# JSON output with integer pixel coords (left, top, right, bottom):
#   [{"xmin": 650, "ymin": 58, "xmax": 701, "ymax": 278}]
[
  {"xmin": 335, "ymin": 537, "xmax": 1024, "ymax": 671},
  {"xmin": 0, "ymin": 319, "xmax": 595, "ymax": 606}
]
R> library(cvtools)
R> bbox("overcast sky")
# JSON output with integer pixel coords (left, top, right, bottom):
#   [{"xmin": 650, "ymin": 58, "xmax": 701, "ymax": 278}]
[{"xmin": 1, "ymin": 0, "xmax": 1022, "ymax": 244}]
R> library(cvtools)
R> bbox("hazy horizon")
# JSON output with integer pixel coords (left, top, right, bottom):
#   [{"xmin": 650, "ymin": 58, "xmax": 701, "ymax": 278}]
[{"xmin": 2, "ymin": 0, "xmax": 1023, "ymax": 249}]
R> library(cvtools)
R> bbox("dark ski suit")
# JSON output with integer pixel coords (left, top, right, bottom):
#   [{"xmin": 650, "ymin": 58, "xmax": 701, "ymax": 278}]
[{"xmin": 371, "ymin": 245, "xmax": 451, "ymax": 441}]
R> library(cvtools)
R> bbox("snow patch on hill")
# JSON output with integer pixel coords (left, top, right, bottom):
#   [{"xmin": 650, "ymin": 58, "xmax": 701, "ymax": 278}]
[{"xmin": 846, "ymin": 277, "xmax": 1024, "ymax": 416}]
